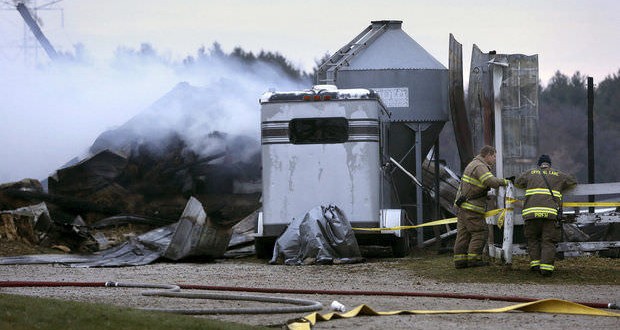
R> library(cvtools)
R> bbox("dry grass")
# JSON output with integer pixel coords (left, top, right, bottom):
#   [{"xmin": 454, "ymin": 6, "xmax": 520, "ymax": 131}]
[
  {"xmin": 0, "ymin": 293, "xmax": 267, "ymax": 330},
  {"xmin": 396, "ymin": 249, "xmax": 620, "ymax": 285},
  {"xmin": 1, "ymin": 232, "xmax": 619, "ymax": 286}
]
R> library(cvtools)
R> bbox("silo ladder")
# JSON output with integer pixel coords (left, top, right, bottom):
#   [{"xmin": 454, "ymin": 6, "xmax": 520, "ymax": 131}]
[{"xmin": 317, "ymin": 22, "xmax": 389, "ymax": 85}]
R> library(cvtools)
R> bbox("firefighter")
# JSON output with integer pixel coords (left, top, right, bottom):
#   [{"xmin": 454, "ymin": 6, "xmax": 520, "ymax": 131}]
[
  {"xmin": 514, "ymin": 154, "xmax": 577, "ymax": 276},
  {"xmin": 453, "ymin": 145, "xmax": 510, "ymax": 269}
]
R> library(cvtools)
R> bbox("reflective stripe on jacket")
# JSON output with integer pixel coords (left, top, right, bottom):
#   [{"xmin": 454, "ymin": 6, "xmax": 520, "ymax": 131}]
[
  {"xmin": 455, "ymin": 155, "xmax": 507, "ymax": 214},
  {"xmin": 514, "ymin": 166, "xmax": 577, "ymax": 220}
]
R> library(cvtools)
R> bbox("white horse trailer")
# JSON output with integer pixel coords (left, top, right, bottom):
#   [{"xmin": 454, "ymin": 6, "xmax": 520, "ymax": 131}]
[{"xmin": 255, "ymin": 85, "xmax": 410, "ymax": 258}]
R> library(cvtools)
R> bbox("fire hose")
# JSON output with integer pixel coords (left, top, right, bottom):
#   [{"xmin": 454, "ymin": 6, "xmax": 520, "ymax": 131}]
[
  {"xmin": 108, "ymin": 282, "xmax": 324, "ymax": 314},
  {"xmin": 0, "ymin": 281, "xmax": 324, "ymax": 315},
  {"xmin": 0, "ymin": 280, "xmax": 617, "ymax": 312}
]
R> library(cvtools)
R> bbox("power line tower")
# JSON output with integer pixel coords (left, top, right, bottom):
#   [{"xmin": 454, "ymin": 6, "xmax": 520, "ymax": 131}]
[{"xmin": 0, "ymin": 0, "xmax": 64, "ymax": 64}]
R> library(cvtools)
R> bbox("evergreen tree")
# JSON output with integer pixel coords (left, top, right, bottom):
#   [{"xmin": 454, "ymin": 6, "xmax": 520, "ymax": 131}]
[
  {"xmin": 540, "ymin": 70, "xmax": 620, "ymax": 183},
  {"xmin": 593, "ymin": 69, "xmax": 620, "ymax": 183}
]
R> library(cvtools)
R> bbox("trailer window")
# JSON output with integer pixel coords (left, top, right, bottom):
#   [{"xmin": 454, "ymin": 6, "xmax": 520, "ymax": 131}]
[{"xmin": 289, "ymin": 117, "xmax": 348, "ymax": 144}]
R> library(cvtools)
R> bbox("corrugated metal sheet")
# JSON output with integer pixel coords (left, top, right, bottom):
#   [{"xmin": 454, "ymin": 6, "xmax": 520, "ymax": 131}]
[
  {"xmin": 500, "ymin": 53, "xmax": 539, "ymax": 177},
  {"xmin": 467, "ymin": 45, "xmax": 539, "ymax": 177},
  {"xmin": 448, "ymin": 34, "xmax": 474, "ymax": 172}
]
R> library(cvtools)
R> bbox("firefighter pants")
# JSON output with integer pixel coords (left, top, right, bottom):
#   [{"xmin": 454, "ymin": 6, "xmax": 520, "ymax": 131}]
[
  {"xmin": 453, "ymin": 208, "xmax": 487, "ymax": 266},
  {"xmin": 524, "ymin": 218, "xmax": 562, "ymax": 272}
]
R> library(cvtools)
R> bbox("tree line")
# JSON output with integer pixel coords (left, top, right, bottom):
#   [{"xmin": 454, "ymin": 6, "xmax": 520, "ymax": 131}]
[{"xmin": 540, "ymin": 70, "xmax": 620, "ymax": 183}]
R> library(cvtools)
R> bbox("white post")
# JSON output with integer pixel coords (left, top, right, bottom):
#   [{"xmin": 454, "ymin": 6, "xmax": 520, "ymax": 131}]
[
  {"xmin": 489, "ymin": 58, "xmax": 508, "ymax": 178},
  {"xmin": 502, "ymin": 183, "xmax": 514, "ymax": 264},
  {"xmin": 489, "ymin": 58, "xmax": 511, "ymax": 264}
]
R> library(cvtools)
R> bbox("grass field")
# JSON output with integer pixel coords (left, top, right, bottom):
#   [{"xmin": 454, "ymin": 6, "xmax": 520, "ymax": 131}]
[
  {"xmin": 0, "ymin": 293, "xmax": 270, "ymax": 330},
  {"xmin": 399, "ymin": 249, "xmax": 620, "ymax": 285}
]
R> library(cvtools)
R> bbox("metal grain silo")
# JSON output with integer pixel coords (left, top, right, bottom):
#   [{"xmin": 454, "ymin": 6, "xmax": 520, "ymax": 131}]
[{"xmin": 317, "ymin": 20, "xmax": 449, "ymax": 246}]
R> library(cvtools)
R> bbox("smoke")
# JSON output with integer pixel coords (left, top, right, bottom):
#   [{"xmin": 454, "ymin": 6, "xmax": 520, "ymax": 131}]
[{"xmin": 0, "ymin": 43, "xmax": 309, "ymax": 184}]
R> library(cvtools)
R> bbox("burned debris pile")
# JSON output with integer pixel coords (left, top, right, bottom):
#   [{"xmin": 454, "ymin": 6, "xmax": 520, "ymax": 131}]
[
  {"xmin": 0, "ymin": 82, "xmax": 262, "ymax": 262},
  {"xmin": 0, "ymin": 133, "xmax": 261, "ymax": 262}
]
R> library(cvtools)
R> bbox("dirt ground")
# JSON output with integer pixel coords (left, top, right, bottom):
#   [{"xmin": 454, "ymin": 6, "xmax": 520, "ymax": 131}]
[{"xmin": 1, "ymin": 249, "xmax": 619, "ymax": 329}]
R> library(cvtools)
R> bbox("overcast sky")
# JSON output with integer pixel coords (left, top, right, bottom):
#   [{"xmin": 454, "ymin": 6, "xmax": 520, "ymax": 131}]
[
  {"xmin": 2, "ymin": 0, "xmax": 619, "ymax": 83},
  {"xmin": 1, "ymin": 0, "xmax": 619, "ymax": 184}
]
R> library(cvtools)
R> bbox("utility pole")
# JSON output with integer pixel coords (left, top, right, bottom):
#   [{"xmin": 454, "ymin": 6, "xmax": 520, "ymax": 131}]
[{"xmin": 587, "ymin": 77, "xmax": 595, "ymax": 213}]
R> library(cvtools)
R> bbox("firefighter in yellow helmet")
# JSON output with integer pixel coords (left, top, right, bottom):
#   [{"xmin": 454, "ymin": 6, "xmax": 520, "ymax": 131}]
[
  {"xmin": 453, "ymin": 145, "xmax": 510, "ymax": 269},
  {"xmin": 514, "ymin": 154, "xmax": 577, "ymax": 276}
]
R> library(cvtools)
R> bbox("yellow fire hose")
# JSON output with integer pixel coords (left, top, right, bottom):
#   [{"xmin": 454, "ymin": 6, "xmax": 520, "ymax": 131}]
[{"xmin": 286, "ymin": 298, "xmax": 620, "ymax": 330}]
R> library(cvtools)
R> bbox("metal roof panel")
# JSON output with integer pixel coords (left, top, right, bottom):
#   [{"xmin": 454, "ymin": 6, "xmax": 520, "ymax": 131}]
[{"xmin": 341, "ymin": 26, "xmax": 446, "ymax": 71}]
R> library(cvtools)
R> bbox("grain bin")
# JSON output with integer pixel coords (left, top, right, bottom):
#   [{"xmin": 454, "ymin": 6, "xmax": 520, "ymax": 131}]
[{"xmin": 317, "ymin": 20, "xmax": 449, "ymax": 245}]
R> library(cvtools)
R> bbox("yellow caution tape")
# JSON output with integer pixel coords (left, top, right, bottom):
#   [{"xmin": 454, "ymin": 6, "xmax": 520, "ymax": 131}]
[
  {"xmin": 563, "ymin": 202, "xmax": 620, "ymax": 207},
  {"xmin": 353, "ymin": 207, "xmax": 511, "ymax": 232},
  {"xmin": 286, "ymin": 298, "xmax": 620, "ymax": 330},
  {"xmin": 352, "ymin": 217, "xmax": 457, "ymax": 232},
  {"xmin": 496, "ymin": 209, "xmax": 506, "ymax": 229},
  {"xmin": 484, "ymin": 208, "xmax": 505, "ymax": 218},
  {"xmin": 505, "ymin": 197, "xmax": 520, "ymax": 204},
  {"xmin": 350, "ymin": 198, "xmax": 620, "ymax": 232}
]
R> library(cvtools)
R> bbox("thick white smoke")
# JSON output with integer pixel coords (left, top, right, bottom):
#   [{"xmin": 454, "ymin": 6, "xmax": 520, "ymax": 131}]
[{"xmin": 0, "ymin": 44, "xmax": 308, "ymax": 183}]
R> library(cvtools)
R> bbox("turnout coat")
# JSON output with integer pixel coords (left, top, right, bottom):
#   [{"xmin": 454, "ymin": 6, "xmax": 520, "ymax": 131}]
[{"xmin": 515, "ymin": 166, "xmax": 577, "ymax": 220}]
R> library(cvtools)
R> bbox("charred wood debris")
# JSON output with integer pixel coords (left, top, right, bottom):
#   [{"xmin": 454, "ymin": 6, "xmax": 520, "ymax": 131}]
[{"xmin": 0, "ymin": 133, "xmax": 261, "ymax": 259}]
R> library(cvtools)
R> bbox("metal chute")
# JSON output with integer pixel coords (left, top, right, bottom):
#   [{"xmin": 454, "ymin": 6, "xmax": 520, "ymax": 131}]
[{"xmin": 15, "ymin": 1, "xmax": 59, "ymax": 60}]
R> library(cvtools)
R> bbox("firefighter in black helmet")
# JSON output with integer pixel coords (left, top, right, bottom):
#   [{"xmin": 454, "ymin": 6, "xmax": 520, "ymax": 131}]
[{"xmin": 514, "ymin": 154, "xmax": 577, "ymax": 276}]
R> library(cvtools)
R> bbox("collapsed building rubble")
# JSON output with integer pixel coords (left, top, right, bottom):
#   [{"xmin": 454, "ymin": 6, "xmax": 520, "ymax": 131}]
[
  {"xmin": 0, "ymin": 81, "xmax": 263, "ymax": 263},
  {"xmin": 0, "ymin": 135, "xmax": 261, "ymax": 259},
  {"xmin": 0, "ymin": 197, "xmax": 257, "ymax": 267},
  {"xmin": 558, "ymin": 211, "xmax": 620, "ymax": 258}
]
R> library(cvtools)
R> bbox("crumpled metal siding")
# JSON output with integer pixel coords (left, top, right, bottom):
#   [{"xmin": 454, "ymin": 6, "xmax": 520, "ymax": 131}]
[
  {"xmin": 500, "ymin": 53, "xmax": 539, "ymax": 177},
  {"xmin": 467, "ymin": 45, "xmax": 539, "ymax": 177}
]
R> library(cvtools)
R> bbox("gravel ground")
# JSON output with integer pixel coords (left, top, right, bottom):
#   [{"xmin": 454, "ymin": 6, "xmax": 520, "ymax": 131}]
[{"xmin": 1, "ymin": 257, "xmax": 619, "ymax": 329}]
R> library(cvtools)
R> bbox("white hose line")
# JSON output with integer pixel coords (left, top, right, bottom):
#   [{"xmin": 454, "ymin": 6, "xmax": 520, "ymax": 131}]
[{"xmin": 105, "ymin": 281, "xmax": 324, "ymax": 315}]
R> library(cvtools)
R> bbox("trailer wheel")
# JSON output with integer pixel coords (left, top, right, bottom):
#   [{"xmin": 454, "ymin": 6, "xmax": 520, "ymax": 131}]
[
  {"xmin": 254, "ymin": 237, "xmax": 275, "ymax": 260},
  {"xmin": 391, "ymin": 231, "xmax": 411, "ymax": 257}
]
